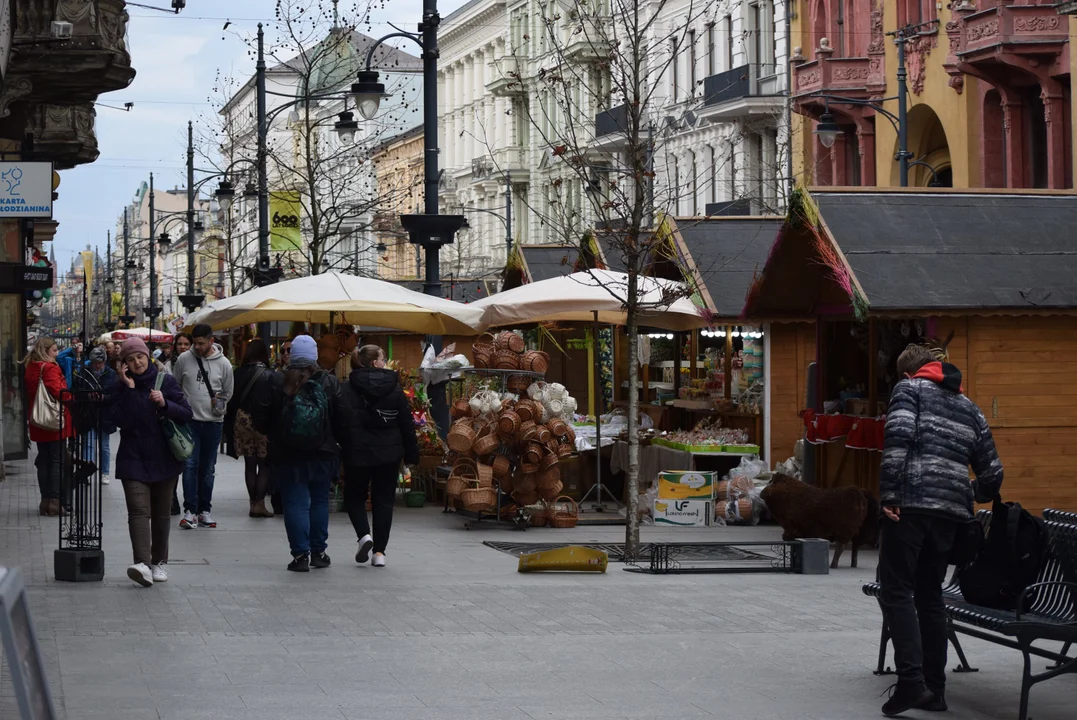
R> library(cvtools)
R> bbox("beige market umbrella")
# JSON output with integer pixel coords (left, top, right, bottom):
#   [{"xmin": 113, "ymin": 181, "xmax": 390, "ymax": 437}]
[
  {"xmin": 469, "ymin": 269, "xmax": 709, "ymax": 331},
  {"xmin": 183, "ymin": 272, "xmax": 485, "ymax": 335}
]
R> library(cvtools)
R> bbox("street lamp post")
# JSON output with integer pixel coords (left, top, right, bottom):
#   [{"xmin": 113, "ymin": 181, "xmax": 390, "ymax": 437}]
[
  {"xmin": 179, "ymin": 121, "xmax": 205, "ymax": 314},
  {"xmin": 352, "ymin": 0, "xmax": 465, "ymax": 435},
  {"xmin": 143, "ymin": 173, "xmax": 164, "ymax": 330},
  {"xmin": 120, "ymin": 208, "xmax": 135, "ymax": 327},
  {"xmin": 104, "ymin": 231, "xmax": 116, "ymax": 331},
  {"xmin": 811, "ymin": 21, "xmax": 939, "ymax": 188}
]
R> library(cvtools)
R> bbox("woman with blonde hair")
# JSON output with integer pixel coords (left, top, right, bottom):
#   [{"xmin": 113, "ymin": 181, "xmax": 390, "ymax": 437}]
[{"xmin": 23, "ymin": 337, "xmax": 74, "ymax": 516}]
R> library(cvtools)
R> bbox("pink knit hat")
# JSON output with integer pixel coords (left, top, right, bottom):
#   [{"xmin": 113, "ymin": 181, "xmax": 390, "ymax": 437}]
[{"xmin": 119, "ymin": 337, "xmax": 150, "ymax": 362}]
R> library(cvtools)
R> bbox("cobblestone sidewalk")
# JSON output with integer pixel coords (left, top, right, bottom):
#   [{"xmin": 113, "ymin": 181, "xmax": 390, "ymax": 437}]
[{"xmin": 1, "ymin": 446, "xmax": 1074, "ymax": 719}]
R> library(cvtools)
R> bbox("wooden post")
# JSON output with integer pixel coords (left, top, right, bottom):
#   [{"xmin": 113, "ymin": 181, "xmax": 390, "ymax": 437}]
[
  {"xmin": 672, "ymin": 332, "xmax": 682, "ymax": 400},
  {"xmin": 587, "ymin": 326, "xmax": 596, "ymax": 416},
  {"xmin": 724, "ymin": 326, "xmax": 733, "ymax": 401},
  {"xmin": 690, "ymin": 329, "xmax": 698, "ymax": 382}
]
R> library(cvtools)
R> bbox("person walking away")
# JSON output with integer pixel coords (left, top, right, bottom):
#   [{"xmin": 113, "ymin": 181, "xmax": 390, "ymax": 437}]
[
  {"xmin": 172, "ymin": 324, "xmax": 234, "ymax": 529},
  {"xmin": 343, "ymin": 345, "xmax": 419, "ymax": 568},
  {"xmin": 266, "ymin": 337, "xmax": 293, "ymax": 515},
  {"xmin": 112, "ymin": 338, "xmax": 193, "ymax": 587},
  {"xmin": 23, "ymin": 337, "xmax": 74, "ymax": 516},
  {"xmin": 877, "ymin": 344, "xmax": 1004, "ymax": 716},
  {"xmin": 256, "ymin": 335, "xmax": 349, "ymax": 572},
  {"xmin": 225, "ymin": 339, "xmax": 275, "ymax": 517},
  {"xmin": 82, "ymin": 346, "xmax": 119, "ymax": 485}
]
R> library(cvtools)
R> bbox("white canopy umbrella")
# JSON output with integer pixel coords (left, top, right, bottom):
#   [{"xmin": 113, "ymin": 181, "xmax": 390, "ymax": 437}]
[
  {"xmin": 183, "ymin": 272, "xmax": 485, "ymax": 336},
  {"xmin": 98, "ymin": 327, "xmax": 174, "ymax": 343},
  {"xmin": 469, "ymin": 269, "xmax": 709, "ymax": 331}
]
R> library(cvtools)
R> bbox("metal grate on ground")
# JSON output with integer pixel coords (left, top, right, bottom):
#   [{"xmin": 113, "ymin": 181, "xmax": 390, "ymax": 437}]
[{"xmin": 483, "ymin": 541, "xmax": 780, "ymax": 566}]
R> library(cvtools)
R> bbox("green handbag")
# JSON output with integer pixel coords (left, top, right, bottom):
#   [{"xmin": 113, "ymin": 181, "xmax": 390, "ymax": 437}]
[{"xmin": 154, "ymin": 373, "xmax": 196, "ymax": 461}]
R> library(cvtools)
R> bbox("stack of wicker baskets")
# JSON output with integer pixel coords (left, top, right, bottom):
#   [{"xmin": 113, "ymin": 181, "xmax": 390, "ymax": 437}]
[{"xmin": 472, "ymin": 332, "xmax": 549, "ymax": 393}]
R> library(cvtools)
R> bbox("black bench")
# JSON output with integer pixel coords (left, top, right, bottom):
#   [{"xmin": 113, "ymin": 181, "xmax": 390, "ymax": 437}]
[
  {"xmin": 1045, "ymin": 508, "xmax": 1077, "ymax": 526},
  {"xmin": 862, "ymin": 514, "xmax": 1077, "ymax": 720}
]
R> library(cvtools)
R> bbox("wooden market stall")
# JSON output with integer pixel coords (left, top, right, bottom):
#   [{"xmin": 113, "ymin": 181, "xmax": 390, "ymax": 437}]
[{"xmin": 744, "ymin": 187, "xmax": 1077, "ymax": 514}]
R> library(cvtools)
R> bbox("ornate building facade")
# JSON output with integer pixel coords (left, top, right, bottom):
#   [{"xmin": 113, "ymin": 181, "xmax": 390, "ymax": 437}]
[{"xmin": 791, "ymin": 0, "xmax": 1073, "ymax": 189}]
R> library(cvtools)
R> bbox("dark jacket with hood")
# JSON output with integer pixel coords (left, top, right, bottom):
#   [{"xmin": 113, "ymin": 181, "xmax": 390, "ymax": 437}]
[
  {"xmin": 113, "ymin": 363, "xmax": 193, "ymax": 483},
  {"xmin": 224, "ymin": 362, "xmax": 274, "ymax": 457},
  {"xmin": 258, "ymin": 363, "xmax": 350, "ymax": 465},
  {"xmin": 880, "ymin": 361, "xmax": 1004, "ymax": 520},
  {"xmin": 343, "ymin": 367, "xmax": 420, "ymax": 468}
]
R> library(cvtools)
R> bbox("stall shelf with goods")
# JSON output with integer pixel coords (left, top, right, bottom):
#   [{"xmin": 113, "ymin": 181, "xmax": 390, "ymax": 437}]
[{"xmin": 744, "ymin": 187, "xmax": 1077, "ymax": 514}]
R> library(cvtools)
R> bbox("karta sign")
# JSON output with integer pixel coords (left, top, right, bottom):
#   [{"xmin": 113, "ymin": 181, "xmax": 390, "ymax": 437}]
[{"xmin": 0, "ymin": 162, "xmax": 53, "ymax": 218}]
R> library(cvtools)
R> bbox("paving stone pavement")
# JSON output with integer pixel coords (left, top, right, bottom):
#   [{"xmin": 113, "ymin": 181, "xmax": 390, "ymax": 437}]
[{"xmin": 1, "ymin": 442, "xmax": 1075, "ymax": 719}]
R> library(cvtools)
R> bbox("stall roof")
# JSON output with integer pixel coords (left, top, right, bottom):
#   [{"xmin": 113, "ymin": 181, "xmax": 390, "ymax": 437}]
[
  {"xmin": 744, "ymin": 189, "xmax": 1077, "ymax": 318},
  {"xmin": 502, "ymin": 244, "xmax": 593, "ymax": 289},
  {"xmin": 674, "ymin": 217, "xmax": 783, "ymax": 318}
]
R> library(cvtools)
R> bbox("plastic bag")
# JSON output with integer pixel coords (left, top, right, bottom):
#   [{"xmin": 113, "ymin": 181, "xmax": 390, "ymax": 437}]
[{"xmin": 728, "ymin": 455, "xmax": 767, "ymax": 481}]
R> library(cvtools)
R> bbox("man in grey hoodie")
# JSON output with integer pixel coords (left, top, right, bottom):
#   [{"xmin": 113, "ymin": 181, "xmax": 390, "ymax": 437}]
[{"xmin": 172, "ymin": 324, "xmax": 234, "ymax": 529}]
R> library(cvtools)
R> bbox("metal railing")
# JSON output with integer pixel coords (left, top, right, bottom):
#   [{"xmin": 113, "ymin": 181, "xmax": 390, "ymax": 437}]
[{"xmin": 704, "ymin": 63, "xmax": 784, "ymax": 106}]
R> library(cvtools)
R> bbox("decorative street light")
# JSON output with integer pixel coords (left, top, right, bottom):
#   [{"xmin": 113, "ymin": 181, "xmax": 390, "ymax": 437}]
[{"xmin": 104, "ymin": 230, "xmax": 117, "ymax": 331}]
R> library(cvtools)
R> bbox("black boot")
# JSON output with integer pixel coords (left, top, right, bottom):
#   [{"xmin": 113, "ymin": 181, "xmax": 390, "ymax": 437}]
[
  {"xmin": 882, "ymin": 681, "xmax": 933, "ymax": 717},
  {"xmin": 171, "ymin": 489, "xmax": 181, "ymax": 516},
  {"xmin": 287, "ymin": 553, "xmax": 310, "ymax": 572},
  {"xmin": 922, "ymin": 692, "xmax": 947, "ymax": 712}
]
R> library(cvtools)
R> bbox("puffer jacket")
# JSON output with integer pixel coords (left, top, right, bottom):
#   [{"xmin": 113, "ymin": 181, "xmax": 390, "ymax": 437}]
[
  {"xmin": 880, "ymin": 361, "xmax": 1004, "ymax": 520},
  {"xmin": 259, "ymin": 365, "xmax": 350, "ymax": 465},
  {"xmin": 113, "ymin": 364, "xmax": 193, "ymax": 483},
  {"xmin": 343, "ymin": 367, "xmax": 420, "ymax": 468}
]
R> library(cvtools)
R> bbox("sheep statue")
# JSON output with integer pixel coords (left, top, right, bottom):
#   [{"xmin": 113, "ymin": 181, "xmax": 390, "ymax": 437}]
[{"xmin": 760, "ymin": 473, "xmax": 879, "ymax": 568}]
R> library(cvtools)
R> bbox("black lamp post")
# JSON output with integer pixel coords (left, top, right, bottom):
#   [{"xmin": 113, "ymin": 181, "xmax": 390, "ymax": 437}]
[
  {"xmin": 104, "ymin": 230, "xmax": 116, "ymax": 331},
  {"xmin": 179, "ymin": 121, "xmax": 205, "ymax": 314},
  {"xmin": 119, "ymin": 207, "xmax": 135, "ymax": 327},
  {"xmin": 810, "ymin": 21, "xmax": 939, "ymax": 188},
  {"xmin": 143, "ymin": 173, "xmax": 164, "ymax": 330},
  {"xmin": 352, "ymin": 0, "xmax": 465, "ymax": 434}
]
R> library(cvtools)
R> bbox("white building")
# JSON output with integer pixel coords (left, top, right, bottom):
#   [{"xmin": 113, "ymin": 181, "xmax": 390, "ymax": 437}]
[
  {"xmin": 435, "ymin": 0, "xmax": 789, "ymax": 273},
  {"xmin": 217, "ymin": 27, "xmax": 422, "ymax": 287}
]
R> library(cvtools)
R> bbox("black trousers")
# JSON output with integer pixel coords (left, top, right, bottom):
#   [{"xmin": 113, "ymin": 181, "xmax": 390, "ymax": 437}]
[
  {"xmin": 343, "ymin": 463, "xmax": 399, "ymax": 554},
  {"xmin": 878, "ymin": 512, "xmax": 959, "ymax": 693},
  {"xmin": 35, "ymin": 440, "xmax": 70, "ymax": 505}
]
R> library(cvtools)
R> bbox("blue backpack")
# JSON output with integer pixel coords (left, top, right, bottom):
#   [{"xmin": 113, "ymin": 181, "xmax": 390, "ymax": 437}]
[{"xmin": 281, "ymin": 373, "xmax": 330, "ymax": 450}]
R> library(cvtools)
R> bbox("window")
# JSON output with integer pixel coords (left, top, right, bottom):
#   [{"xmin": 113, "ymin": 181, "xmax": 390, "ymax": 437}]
[
  {"xmin": 707, "ymin": 24, "xmax": 716, "ymax": 75},
  {"xmin": 689, "ymin": 151, "xmax": 698, "ymax": 214},
  {"xmin": 709, "ymin": 145, "xmax": 718, "ymax": 203},
  {"xmin": 688, "ymin": 29, "xmax": 697, "ymax": 96},
  {"xmin": 671, "ymin": 38, "xmax": 680, "ymax": 102},
  {"xmin": 724, "ymin": 15, "xmax": 733, "ymax": 70}
]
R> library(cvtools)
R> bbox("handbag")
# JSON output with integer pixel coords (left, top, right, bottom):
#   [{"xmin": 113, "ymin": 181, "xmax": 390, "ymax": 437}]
[
  {"xmin": 195, "ymin": 354, "xmax": 228, "ymax": 417},
  {"xmin": 30, "ymin": 367, "xmax": 62, "ymax": 432},
  {"xmin": 154, "ymin": 373, "xmax": 196, "ymax": 461}
]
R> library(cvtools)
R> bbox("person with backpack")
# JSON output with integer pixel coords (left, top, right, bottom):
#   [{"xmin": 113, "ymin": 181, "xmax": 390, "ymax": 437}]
[
  {"xmin": 225, "ymin": 339, "xmax": 275, "ymax": 518},
  {"xmin": 342, "ymin": 345, "xmax": 420, "ymax": 568},
  {"xmin": 877, "ymin": 344, "xmax": 1004, "ymax": 717},
  {"xmin": 112, "ymin": 338, "xmax": 193, "ymax": 587},
  {"xmin": 258, "ymin": 334, "xmax": 349, "ymax": 572},
  {"xmin": 172, "ymin": 323, "xmax": 234, "ymax": 529}
]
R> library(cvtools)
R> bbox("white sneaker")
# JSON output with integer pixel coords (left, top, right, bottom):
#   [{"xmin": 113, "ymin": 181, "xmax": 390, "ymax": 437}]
[
  {"xmin": 101, "ymin": 474, "xmax": 111, "ymax": 485},
  {"xmin": 179, "ymin": 511, "xmax": 197, "ymax": 529},
  {"xmin": 372, "ymin": 553, "xmax": 386, "ymax": 568},
  {"xmin": 127, "ymin": 563, "xmax": 153, "ymax": 587},
  {"xmin": 356, "ymin": 534, "xmax": 373, "ymax": 564},
  {"xmin": 150, "ymin": 564, "xmax": 167, "ymax": 583},
  {"xmin": 198, "ymin": 512, "xmax": 216, "ymax": 528}
]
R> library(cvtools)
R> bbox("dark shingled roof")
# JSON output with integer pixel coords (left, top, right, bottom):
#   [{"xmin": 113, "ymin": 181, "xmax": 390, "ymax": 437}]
[
  {"xmin": 677, "ymin": 218, "xmax": 784, "ymax": 317},
  {"xmin": 521, "ymin": 246, "xmax": 581, "ymax": 282},
  {"xmin": 814, "ymin": 192, "xmax": 1077, "ymax": 310}
]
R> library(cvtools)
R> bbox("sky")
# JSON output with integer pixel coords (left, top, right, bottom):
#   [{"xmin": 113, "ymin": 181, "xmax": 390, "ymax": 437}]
[{"xmin": 51, "ymin": 0, "xmax": 469, "ymax": 270}]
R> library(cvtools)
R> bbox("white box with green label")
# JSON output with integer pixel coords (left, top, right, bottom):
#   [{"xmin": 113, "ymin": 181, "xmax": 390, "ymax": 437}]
[{"xmin": 652, "ymin": 499, "xmax": 712, "ymax": 527}]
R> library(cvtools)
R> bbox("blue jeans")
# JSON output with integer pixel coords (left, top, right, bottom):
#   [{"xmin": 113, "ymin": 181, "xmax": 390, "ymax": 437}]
[
  {"xmin": 83, "ymin": 430, "xmax": 111, "ymax": 476},
  {"xmin": 182, "ymin": 421, "xmax": 224, "ymax": 514},
  {"xmin": 271, "ymin": 458, "xmax": 336, "ymax": 557}
]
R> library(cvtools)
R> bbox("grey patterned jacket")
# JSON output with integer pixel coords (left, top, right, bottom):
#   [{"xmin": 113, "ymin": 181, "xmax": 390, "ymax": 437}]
[{"xmin": 880, "ymin": 362, "xmax": 1004, "ymax": 520}]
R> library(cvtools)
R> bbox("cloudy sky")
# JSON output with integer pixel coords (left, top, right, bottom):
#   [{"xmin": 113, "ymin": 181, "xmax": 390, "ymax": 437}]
[{"xmin": 52, "ymin": 0, "xmax": 469, "ymax": 269}]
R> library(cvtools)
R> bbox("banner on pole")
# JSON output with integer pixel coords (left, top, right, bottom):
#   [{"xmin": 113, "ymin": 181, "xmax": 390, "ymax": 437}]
[
  {"xmin": 79, "ymin": 250, "xmax": 94, "ymax": 289},
  {"xmin": 269, "ymin": 191, "xmax": 302, "ymax": 251}
]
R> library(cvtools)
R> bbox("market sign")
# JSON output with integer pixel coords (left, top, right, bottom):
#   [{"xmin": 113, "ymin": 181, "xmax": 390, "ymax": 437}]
[
  {"xmin": 0, "ymin": 262, "xmax": 52, "ymax": 292},
  {"xmin": 269, "ymin": 191, "xmax": 302, "ymax": 251},
  {"xmin": 0, "ymin": 162, "xmax": 54, "ymax": 218}
]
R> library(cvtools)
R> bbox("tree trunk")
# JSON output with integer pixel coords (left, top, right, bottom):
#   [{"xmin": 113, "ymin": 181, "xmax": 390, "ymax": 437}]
[{"xmin": 624, "ymin": 282, "xmax": 641, "ymax": 560}]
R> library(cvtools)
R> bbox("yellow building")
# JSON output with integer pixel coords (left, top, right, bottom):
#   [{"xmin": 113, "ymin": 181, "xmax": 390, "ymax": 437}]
[
  {"xmin": 371, "ymin": 125, "xmax": 425, "ymax": 280},
  {"xmin": 791, "ymin": 0, "xmax": 1073, "ymax": 189}
]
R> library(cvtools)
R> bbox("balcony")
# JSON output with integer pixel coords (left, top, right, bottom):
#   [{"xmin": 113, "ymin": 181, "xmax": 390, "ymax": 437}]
[
  {"xmin": 564, "ymin": 20, "xmax": 609, "ymax": 62},
  {"xmin": 700, "ymin": 63, "xmax": 786, "ymax": 122},
  {"xmin": 792, "ymin": 56, "xmax": 884, "ymax": 99},
  {"xmin": 594, "ymin": 104, "xmax": 629, "ymax": 138},
  {"xmin": 486, "ymin": 55, "xmax": 524, "ymax": 97}
]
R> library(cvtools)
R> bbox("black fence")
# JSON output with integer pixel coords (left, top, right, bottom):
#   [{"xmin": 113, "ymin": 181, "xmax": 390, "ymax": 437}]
[{"xmin": 55, "ymin": 387, "xmax": 106, "ymax": 582}]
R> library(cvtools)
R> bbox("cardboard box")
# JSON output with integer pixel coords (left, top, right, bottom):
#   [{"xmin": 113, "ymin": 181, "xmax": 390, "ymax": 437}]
[
  {"xmin": 657, "ymin": 471, "xmax": 716, "ymax": 500},
  {"xmin": 653, "ymin": 499, "xmax": 712, "ymax": 527}
]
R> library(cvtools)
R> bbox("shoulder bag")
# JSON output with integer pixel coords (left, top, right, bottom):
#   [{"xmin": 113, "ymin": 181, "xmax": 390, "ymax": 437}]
[
  {"xmin": 194, "ymin": 354, "xmax": 228, "ymax": 416},
  {"xmin": 30, "ymin": 367, "xmax": 62, "ymax": 432},
  {"xmin": 154, "ymin": 373, "xmax": 196, "ymax": 461}
]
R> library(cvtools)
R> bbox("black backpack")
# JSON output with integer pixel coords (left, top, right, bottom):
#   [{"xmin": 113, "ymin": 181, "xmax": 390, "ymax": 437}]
[{"xmin": 959, "ymin": 497, "xmax": 1050, "ymax": 612}]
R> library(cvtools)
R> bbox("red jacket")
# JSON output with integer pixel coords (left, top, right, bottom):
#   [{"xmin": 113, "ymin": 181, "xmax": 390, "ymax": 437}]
[{"xmin": 25, "ymin": 361, "xmax": 74, "ymax": 443}]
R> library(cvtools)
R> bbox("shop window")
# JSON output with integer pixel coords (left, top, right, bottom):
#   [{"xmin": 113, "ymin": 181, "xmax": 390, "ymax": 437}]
[
  {"xmin": 897, "ymin": 0, "xmax": 936, "ymax": 28},
  {"xmin": 0, "ymin": 294, "xmax": 24, "ymax": 457}
]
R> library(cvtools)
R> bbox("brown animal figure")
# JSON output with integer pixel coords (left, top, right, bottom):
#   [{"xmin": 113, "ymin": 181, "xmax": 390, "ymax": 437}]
[{"xmin": 761, "ymin": 474, "xmax": 875, "ymax": 568}]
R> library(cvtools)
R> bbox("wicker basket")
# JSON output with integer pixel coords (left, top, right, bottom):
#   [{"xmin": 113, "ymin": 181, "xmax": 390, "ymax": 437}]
[
  {"xmin": 476, "ymin": 463, "xmax": 495, "ymax": 488},
  {"xmin": 472, "ymin": 342, "xmax": 494, "ymax": 368},
  {"xmin": 460, "ymin": 486, "xmax": 497, "ymax": 513},
  {"xmin": 529, "ymin": 502, "xmax": 549, "ymax": 527},
  {"xmin": 473, "ymin": 426, "xmax": 500, "ymax": 456},
  {"xmin": 538, "ymin": 479, "xmax": 563, "ymax": 501},
  {"xmin": 518, "ymin": 421, "xmax": 539, "ymax": 444},
  {"xmin": 547, "ymin": 418, "xmax": 569, "ymax": 437},
  {"xmin": 507, "ymin": 374, "xmax": 532, "ymax": 393},
  {"xmin": 452, "ymin": 457, "xmax": 479, "ymax": 475},
  {"xmin": 536, "ymin": 425, "xmax": 552, "ymax": 444},
  {"xmin": 491, "ymin": 454, "xmax": 512, "ymax": 478},
  {"xmin": 494, "ymin": 349, "xmax": 521, "ymax": 370},
  {"xmin": 521, "ymin": 350, "xmax": 550, "ymax": 374},
  {"xmin": 446, "ymin": 476, "xmax": 467, "ymax": 498},
  {"xmin": 548, "ymin": 495, "xmax": 580, "ymax": 528},
  {"xmin": 447, "ymin": 420, "xmax": 477, "ymax": 453},
  {"xmin": 519, "ymin": 460, "xmax": 540, "ymax": 475},
  {"xmin": 524, "ymin": 441, "xmax": 545, "ymax": 465},
  {"xmin": 495, "ymin": 331, "xmax": 525, "ymax": 353},
  {"xmin": 514, "ymin": 488, "xmax": 540, "ymax": 506},
  {"xmin": 450, "ymin": 399, "xmax": 473, "ymax": 419},
  {"xmin": 536, "ymin": 467, "xmax": 562, "ymax": 492},
  {"xmin": 563, "ymin": 425, "xmax": 576, "ymax": 444},
  {"xmin": 540, "ymin": 451, "xmax": 560, "ymax": 471},
  {"xmin": 497, "ymin": 472, "xmax": 514, "ymax": 495},
  {"xmin": 515, "ymin": 400, "xmax": 536, "ymax": 423},
  {"xmin": 557, "ymin": 441, "xmax": 574, "ymax": 458},
  {"xmin": 497, "ymin": 409, "xmax": 521, "ymax": 437}
]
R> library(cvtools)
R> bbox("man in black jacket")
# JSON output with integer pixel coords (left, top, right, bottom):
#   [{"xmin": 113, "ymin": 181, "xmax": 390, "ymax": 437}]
[
  {"xmin": 341, "ymin": 345, "xmax": 419, "ymax": 568},
  {"xmin": 877, "ymin": 344, "xmax": 1004, "ymax": 716}
]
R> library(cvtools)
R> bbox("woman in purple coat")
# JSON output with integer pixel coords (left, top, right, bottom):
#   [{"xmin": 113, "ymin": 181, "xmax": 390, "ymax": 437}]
[{"xmin": 113, "ymin": 338, "xmax": 193, "ymax": 587}]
